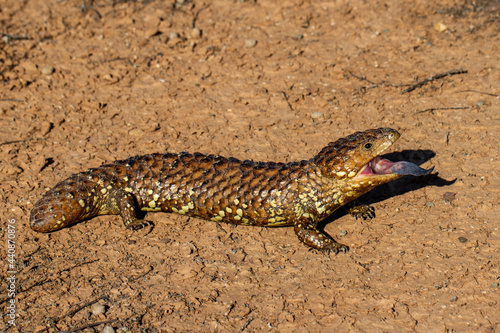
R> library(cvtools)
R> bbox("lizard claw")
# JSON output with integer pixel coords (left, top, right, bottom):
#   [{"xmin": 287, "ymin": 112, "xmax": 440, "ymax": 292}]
[
  {"xmin": 126, "ymin": 219, "xmax": 154, "ymax": 231},
  {"xmin": 319, "ymin": 242, "xmax": 349, "ymax": 254},
  {"xmin": 349, "ymin": 205, "xmax": 376, "ymax": 220}
]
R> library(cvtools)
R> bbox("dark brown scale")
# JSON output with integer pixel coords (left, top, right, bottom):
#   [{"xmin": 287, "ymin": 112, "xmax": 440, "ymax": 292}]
[{"xmin": 30, "ymin": 128, "xmax": 429, "ymax": 254}]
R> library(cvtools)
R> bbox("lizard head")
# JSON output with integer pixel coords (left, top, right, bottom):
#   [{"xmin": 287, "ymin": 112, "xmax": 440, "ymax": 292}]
[{"xmin": 313, "ymin": 127, "xmax": 433, "ymax": 187}]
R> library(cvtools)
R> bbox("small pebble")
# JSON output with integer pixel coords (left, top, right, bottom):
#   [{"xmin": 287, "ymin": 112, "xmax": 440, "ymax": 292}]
[
  {"xmin": 458, "ymin": 237, "xmax": 468, "ymax": 243},
  {"xmin": 450, "ymin": 296, "xmax": 458, "ymax": 302},
  {"xmin": 339, "ymin": 230, "xmax": 347, "ymax": 237},
  {"xmin": 191, "ymin": 28, "xmax": 202, "ymax": 38},
  {"xmin": 491, "ymin": 282, "xmax": 499, "ymax": 288},
  {"xmin": 443, "ymin": 192, "xmax": 456, "ymax": 202},
  {"xmin": 244, "ymin": 39, "xmax": 257, "ymax": 48},
  {"xmin": 434, "ymin": 22, "xmax": 447, "ymax": 32},
  {"xmin": 91, "ymin": 303, "xmax": 106, "ymax": 315},
  {"xmin": 102, "ymin": 73, "xmax": 119, "ymax": 83},
  {"xmin": 425, "ymin": 201, "xmax": 434, "ymax": 207},
  {"xmin": 159, "ymin": 237, "xmax": 171, "ymax": 244},
  {"xmin": 2, "ymin": 34, "xmax": 12, "ymax": 43},
  {"xmin": 41, "ymin": 65, "xmax": 54, "ymax": 75},
  {"xmin": 170, "ymin": 31, "xmax": 180, "ymax": 39},
  {"xmin": 102, "ymin": 326, "xmax": 116, "ymax": 333},
  {"xmin": 311, "ymin": 112, "xmax": 324, "ymax": 119}
]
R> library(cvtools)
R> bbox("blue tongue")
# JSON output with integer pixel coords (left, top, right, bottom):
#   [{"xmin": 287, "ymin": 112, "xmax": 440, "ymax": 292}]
[{"xmin": 390, "ymin": 161, "xmax": 434, "ymax": 176}]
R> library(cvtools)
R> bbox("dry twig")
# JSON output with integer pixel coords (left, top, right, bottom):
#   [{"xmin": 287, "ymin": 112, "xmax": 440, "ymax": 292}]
[
  {"xmin": 36, "ymin": 295, "xmax": 110, "ymax": 333},
  {"xmin": 415, "ymin": 106, "xmax": 470, "ymax": 114},
  {"xmin": 456, "ymin": 89, "xmax": 499, "ymax": 97},
  {"xmin": 280, "ymin": 91, "xmax": 294, "ymax": 112},
  {"xmin": 402, "ymin": 69, "xmax": 468, "ymax": 94}
]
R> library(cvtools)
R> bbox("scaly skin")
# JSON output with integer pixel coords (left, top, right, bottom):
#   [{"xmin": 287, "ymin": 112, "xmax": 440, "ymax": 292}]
[{"xmin": 30, "ymin": 128, "xmax": 424, "ymax": 253}]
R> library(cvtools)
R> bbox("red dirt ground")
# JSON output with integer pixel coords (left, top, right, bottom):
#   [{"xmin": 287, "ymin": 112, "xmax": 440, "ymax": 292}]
[{"xmin": 1, "ymin": 0, "xmax": 499, "ymax": 332}]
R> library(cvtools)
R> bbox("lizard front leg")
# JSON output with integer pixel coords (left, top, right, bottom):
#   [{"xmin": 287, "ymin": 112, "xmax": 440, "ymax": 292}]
[
  {"xmin": 293, "ymin": 215, "xmax": 349, "ymax": 254},
  {"xmin": 99, "ymin": 189, "xmax": 152, "ymax": 230}
]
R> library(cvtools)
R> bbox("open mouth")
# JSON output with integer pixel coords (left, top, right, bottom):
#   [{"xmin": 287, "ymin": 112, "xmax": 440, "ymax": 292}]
[{"xmin": 359, "ymin": 156, "xmax": 434, "ymax": 177}]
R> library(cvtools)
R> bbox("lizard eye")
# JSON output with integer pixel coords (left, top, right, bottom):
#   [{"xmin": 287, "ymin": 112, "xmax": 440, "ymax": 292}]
[{"xmin": 363, "ymin": 142, "xmax": 373, "ymax": 151}]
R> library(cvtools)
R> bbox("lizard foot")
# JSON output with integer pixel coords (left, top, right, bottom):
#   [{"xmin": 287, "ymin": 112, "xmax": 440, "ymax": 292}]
[{"xmin": 348, "ymin": 204, "xmax": 375, "ymax": 220}]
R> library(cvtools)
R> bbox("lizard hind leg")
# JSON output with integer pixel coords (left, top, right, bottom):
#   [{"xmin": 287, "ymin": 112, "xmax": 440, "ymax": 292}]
[{"xmin": 293, "ymin": 217, "xmax": 349, "ymax": 254}]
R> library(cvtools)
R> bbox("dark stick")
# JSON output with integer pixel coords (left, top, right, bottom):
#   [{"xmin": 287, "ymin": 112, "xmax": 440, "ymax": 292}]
[
  {"xmin": 0, "ymin": 137, "xmax": 44, "ymax": 146},
  {"xmin": 36, "ymin": 295, "xmax": 110, "ymax": 333},
  {"xmin": 456, "ymin": 89, "xmax": 499, "ymax": 97},
  {"xmin": 415, "ymin": 106, "xmax": 470, "ymax": 114},
  {"xmin": 56, "ymin": 296, "xmax": 109, "ymax": 323},
  {"xmin": 192, "ymin": 5, "xmax": 210, "ymax": 28},
  {"xmin": 129, "ymin": 266, "xmax": 154, "ymax": 282},
  {"xmin": 280, "ymin": 91, "xmax": 294, "ymax": 112},
  {"xmin": 347, "ymin": 71, "xmax": 377, "ymax": 85},
  {"xmin": 1, "ymin": 33, "xmax": 32, "ymax": 41},
  {"xmin": 401, "ymin": 69, "xmax": 468, "ymax": 94}
]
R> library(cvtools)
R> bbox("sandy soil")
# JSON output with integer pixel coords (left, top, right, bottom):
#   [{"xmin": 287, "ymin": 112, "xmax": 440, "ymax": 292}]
[{"xmin": 1, "ymin": 0, "xmax": 499, "ymax": 332}]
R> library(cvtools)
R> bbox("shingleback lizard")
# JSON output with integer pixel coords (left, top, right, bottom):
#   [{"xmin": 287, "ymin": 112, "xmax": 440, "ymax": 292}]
[{"xmin": 30, "ymin": 128, "xmax": 433, "ymax": 253}]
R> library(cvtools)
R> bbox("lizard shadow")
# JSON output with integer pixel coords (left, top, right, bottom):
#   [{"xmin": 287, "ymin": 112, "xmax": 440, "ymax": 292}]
[{"xmin": 318, "ymin": 149, "xmax": 456, "ymax": 229}]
